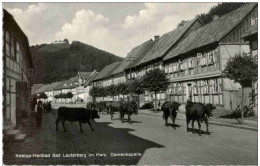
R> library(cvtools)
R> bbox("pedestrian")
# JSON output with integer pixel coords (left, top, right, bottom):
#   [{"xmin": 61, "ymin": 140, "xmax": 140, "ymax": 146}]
[
  {"xmin": 158, "ymin": 101, "xmax": 161, "ymax": 112},
  {"xmin": 43, "ymin": 102, "xmax": 48, "ymax": 113},
  {"xmin": 36, "ymin": 100, "xmax": 43, "ymax": 127},
  {"xmin": 48, "ymin": 101, "xmax": 52, "ymax": 112}
]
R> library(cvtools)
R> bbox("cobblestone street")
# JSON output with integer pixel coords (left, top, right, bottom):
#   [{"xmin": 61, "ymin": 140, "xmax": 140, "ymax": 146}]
[{"xmin": 4, "ymin": 109, "xmax": 258, "ymax": 165}]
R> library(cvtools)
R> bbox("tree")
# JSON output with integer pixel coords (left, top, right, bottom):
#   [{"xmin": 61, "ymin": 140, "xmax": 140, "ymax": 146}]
[
  {"xmin": 64, "ymin": 38, "xmax": 69, "ymax": 44},
  {"xmin": 119, "ymin": 83, "xmax": 129, "ymax": 98},
  {"xmin": 223, "ymin": 52, "xmax": 258, "ymax": 123},
  {"xmin": 38, "ymin": 92, "xmax": 48, "ymax": 99},
  {"xmin": 106, "ymin": 85, "xmax": 117, "ymax": 101},
  {"xmin": 89, "ymin": 86, "xmax": 101, "ymax": 102},
  {"xmin": 98, "ymin": 86, "xmax": 107, "ymax": 101},
  {"xmin": 128, "ymin": 78, "xmax": 145, "ymax": 109},
  {"xmin": 66, "ymin": 92, "xmax": 73, "ymax": 98},
  {"xmin": 142, "ymin": 68, "xmax": 170, "ymax": 110}
]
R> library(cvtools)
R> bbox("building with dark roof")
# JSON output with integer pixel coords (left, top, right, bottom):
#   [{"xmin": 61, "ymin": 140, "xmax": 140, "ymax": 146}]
[
  {"xmin": 92, "ymin": 61, "xmax": 121, "ymax": 87},
  {"xmin": 37, "ymin": 70, "xmax": 98, "ymax": 103},
  {"xmin": 3, "ymin": 9, "xmax": 34, "ymax": 131},
  {"xmin": 125, "ymin": 17, "xmax": 204, "ymax": 103},
  {"xmin": 160, "ymin": 3, "xmax": 257, "ymax": 111},
  {"xmin": 242, "ymin": 16, "xmax": 258, "ymax": 113}
]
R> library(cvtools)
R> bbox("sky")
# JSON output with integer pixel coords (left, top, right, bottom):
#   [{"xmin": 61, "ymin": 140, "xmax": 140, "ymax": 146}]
[{"xmin": 3, "ymin": 2, "xmax": 218, "ymax": 57}]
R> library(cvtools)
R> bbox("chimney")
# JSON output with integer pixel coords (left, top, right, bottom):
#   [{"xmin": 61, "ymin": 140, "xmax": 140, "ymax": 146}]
[
  {"xmin": 213, "ymin": 15, "xmax": 219, "ymax": 21},
  {"xmin": 154, "ymin": 35, "xmax": 160, "ymax": 41}
]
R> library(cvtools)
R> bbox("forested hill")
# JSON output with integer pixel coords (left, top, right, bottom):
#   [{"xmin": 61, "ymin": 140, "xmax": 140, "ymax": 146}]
[
  {"xmin": 197, "ymin": 3, "xmax": 247, "ymax": 25},
  {"xmin": 30, "ymin": 40, "xmax": 123, "ymax": 84}
]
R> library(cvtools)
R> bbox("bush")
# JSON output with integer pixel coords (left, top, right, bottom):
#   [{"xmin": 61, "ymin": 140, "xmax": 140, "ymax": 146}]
[
  {"xmin": 230, "ymin": 105, "xmax": 255, "ymax": 118},
  {"xmin": 140, "ymin": 102, "xmax": 154, "ymax": 109}
]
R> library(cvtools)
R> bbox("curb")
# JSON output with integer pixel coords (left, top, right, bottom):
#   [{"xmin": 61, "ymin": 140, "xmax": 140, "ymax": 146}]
[{"xmin": 139, "ymin": 112, "xmax": 258, "ymax": 132}]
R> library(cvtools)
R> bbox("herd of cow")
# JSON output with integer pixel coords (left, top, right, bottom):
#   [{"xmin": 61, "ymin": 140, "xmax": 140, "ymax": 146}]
[{"xmin": 55, "ymin": 100, "xmax": 216, "ymax": 136}]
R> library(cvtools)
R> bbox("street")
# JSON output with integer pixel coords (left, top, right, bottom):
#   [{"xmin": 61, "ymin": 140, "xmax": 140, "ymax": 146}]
[{"xmin": 4, "ymin": 109, "xmax": 257, "ymax": 165}]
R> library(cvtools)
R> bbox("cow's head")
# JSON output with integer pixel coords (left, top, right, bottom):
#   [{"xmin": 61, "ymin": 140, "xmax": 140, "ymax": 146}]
[
  {"xmin": 205, "ymin": 104, "xmax": 216, "ymax": 119},
  {"xmin": 171, "ymin": 102, "xmax": 181, "ymax": 112}
]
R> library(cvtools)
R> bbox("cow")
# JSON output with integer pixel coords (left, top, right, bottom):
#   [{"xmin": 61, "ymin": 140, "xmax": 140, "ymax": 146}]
[
  {"xmin": 119, "ymin": 101, "xmax": 137, "ymax": 123},
  {"xmin": 96, "ymin": 101, "xmax": 109, "ymax": 115},
  {"xmin": 185, "ymin": 101, "xmax": 216, "ymax": 135},
  {"xmin": 108, "ymin": 102, "xmax": 120, "ymax": 120},
  {"xmin": 55, "ymin": 107, "xmax": 100, "ymax": 133},
  {"xmin": 161, "ymin": 101, "xmax": 181, "ymax": 129}
]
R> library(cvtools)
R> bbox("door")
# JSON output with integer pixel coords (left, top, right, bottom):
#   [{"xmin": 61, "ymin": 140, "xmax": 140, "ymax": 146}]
[{"xmin": 187, "ymin": 83, "xmax": 193, "ymax": 102}]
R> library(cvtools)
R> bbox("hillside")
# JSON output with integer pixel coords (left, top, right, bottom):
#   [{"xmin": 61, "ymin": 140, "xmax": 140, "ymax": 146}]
[
  {"xmin": 197, "ymin": 3, "xmax": 247, "ymax": 25},
  {"xmin": 30, "ymin": 40, "xmax": 123, "ymax": 84}
]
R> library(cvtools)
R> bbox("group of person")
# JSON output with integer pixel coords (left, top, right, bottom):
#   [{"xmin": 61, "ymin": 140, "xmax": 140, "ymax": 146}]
[{"xmin": 33, "ymin": 100, "xmax": 52, "ymax": 127}]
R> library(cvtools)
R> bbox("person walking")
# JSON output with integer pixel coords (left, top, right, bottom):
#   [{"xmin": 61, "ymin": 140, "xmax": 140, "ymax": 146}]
[
  {"xmin": 43, "ymin": 102, "xmax": 47, "ymax": 113},
  {"xmin": 36, "ymin": 100, "xmax": 43, "ymax": 127},
  {"xmin": 158, "ymin": 101, "xmax": 161, "ymax": 112}
]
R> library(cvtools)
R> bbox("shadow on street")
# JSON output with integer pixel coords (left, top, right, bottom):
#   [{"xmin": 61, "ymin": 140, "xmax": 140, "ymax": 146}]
[{"xmin": 4, "ymin": 110, "xmax": 164, "ymax": 165}]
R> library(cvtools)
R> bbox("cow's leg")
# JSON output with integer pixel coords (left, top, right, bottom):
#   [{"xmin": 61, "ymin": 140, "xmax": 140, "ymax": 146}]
[
  {"xmin": 186, "ymin": 119, "xmax": 190, "ymax": 132},
  {"xmin": 197, "ymin": 121, "xmax": 201, "ymax": 136},
  {"xmin": 79, "ymin": 121, "xmax": 83, "ymax": 133},
  {"xmin": 87, "ymin": 120, "xmax": 94, "ymax": 132},
  {"xmin": 128, "ymin": 114, "xmax": 131, "ymax": 123},
  {"xmin": 165, "ymin": 116, "xmax": 168, "ymax": 126},
  {"xmin": 61, "ymin": 120, "xmax": 67, "ymax": 132},
  {"xmin": 55, "ymin": 117, "xmax": 60, "ymax": 131},
  {"xmin": 169, "ymin": 114, "xmax": 176, "ymax": 129},
  {"xmin": 205, "ymin": 118, "xmax": 209, "ymax": 134},
  {"xmin": 191, "ymin": 120, "xmax": 195, "ymax": 134}
]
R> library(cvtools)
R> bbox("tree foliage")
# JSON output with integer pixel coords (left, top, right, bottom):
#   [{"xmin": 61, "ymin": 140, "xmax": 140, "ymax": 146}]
[
  {"xmin": 197, "ymin": 3, "xmax": 246, "ymax": 25},
  {"xmin": 89, "ymin": 86, "xmax": 101, "ymax": 98},
  {"xmin": 222, "ymin": 53, "xmax": 258, "ymax": 87},
  {"xmin": 30, "ymin": 41, "xmax": 123, "ymax": 84},
  {"xmin": 33, "ymin": 92, "xmax": 48, "ymax": 99},
  {"xmin": 54, "ymin": 92, "xmax": 74, "ymax": 99},
  {"xmin": 141, "ymin": 68, "xmax": 170, "ymax": 93},
  {"xmin": 128, "ymin": 78, "xmax": 145, "ymax": 95}
]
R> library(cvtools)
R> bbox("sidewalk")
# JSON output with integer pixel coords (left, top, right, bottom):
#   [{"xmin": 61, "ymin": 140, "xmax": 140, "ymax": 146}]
[{"xmin": 138, "ymin": 109, "xmax": 258, "ymax": 131}]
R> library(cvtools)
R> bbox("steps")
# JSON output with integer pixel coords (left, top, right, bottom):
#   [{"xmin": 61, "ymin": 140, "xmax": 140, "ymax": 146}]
[{"xmin": 3, "ymin": 123, "xmax": 27, "ymax": 143}]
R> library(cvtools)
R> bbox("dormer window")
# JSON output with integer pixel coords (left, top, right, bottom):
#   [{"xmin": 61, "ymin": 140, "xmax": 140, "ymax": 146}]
[
  {"xmin": 208, "ymin": 51, "xmax": 214, "ymax": 64},
  {"xmin": 64, "ymin": 83, "xmax": 67, "ymax": 87},
  {"xmin": 178, "ymin": 60, "xmax": 183, "ymax": 70},
  {"xmin": 201, "ymin": 53, "xmax": 207, "ymax": 66},
  {"xmin": 188, "ymin": 58, "xmax": 193, "ymax": 68}
]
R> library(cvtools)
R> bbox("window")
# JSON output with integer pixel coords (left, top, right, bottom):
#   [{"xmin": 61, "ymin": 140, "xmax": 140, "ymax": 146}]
[
  {"xmin": 212, "ymin": 79, "xmax": 219, "ymax": 93},
  {"xmin": 208, "ymin": 51, "xmax": 214, "ymax": 64},
  {"xmin": 188, "ymin": 58, "xmax": 193, "ymax": 68},
  {"xmin": 203, "ymin": 80, "xmax": 209, "ymax": 94},
  {"xmin": 177, "ymin": 83, "xmax": 182, "ymax": 94},
  {"xmin": 165, "ymin": 66, "xmax": 168, "ymax": 73},
  {"xmin": 201, "ymin": 53, "xmax": 207, "ymax": 65},
  {"xmin": 193, "ymin": 81, "xmax": 198, "ymax": 94},
  {"xmin": 11, "ymin": 37, "xmax": 15, "ymax": 59},
  {"xmin": 173, "ymin": 65, "xmax": 176, "ymax": 72},
  {"xmin": 6, "ymin": 57, "xmax": 9, "ymax": 68},
  {"xmin": 16, "ymin": 42, "xmax": 20, "ymax": 63},
  {"xmin": 177, "ymin": 60, "xmax": 183, "ymax": 70},
  {"xmin": 169, "ymin": 65, "xmax": 173, "ymax": 73},
  {"xmin": 5, "ymin": 30, "xmax": 10, "ymax": 56},
  {"xmin": 10, "ymin": 59, "xmax": 14, "ymax": 70}
]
